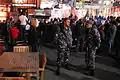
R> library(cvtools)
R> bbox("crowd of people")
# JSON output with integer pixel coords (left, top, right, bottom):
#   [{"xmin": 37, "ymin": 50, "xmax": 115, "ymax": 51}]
[
  {"xmin": 0, "ymin": 12, "xmax": 40, "ymax": 52},
  {"xmin": 39, "ymin": 16, "xmax": 120, "ymax": 56},
  {"xmin": 38, "ymin": 15, "xmax": 120, "ymax": 76},
  {"xmin": 0, "ymin": 12, "xmax": 120, "ymax": 77}
]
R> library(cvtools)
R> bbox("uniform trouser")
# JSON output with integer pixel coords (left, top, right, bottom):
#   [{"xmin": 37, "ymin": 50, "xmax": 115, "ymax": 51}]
[
  {"xmin": 76, "ymin": 36, "xmax": 85, "ymax": 52},
  {"xmin": 57, "ymin": 48, "xmax": 70, "ymax": 67},
  {"xmin": 85, "ymin": 49, "xmax": 96, "ymax": 70}
]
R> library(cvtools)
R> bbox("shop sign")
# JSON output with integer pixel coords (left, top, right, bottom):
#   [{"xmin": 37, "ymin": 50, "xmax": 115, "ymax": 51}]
[
  {"xmin": 35, "ymin": 10, "xmax": 45, "ymax": 15},
  {"xmin": 0, "ymin": 12, "xmax": 8, "ymax": 17},
  {"xmin": 12, "ymin": 0, "xmax": 27, "ymax": 4},
  {"xmin": 35, "ymin": 9, "xmax": 51, "ymax": 16}
]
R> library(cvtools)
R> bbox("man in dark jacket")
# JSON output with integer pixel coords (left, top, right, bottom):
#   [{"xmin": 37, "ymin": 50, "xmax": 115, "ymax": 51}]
[
  {"xmin": 55, "ymin": 18, "xmax": 73, "ymax": 75},
  {"xmin": 106, "ymin": 20, "xmax": 117, "ymax": 55},
  {"xmin": 114, "ymin": 19, "xmax": 120, "ymax": 59},
  {"xmin": 76, "ymin": 19, "xmax": 87, "ymax": 52},
  {"xmin": 3, "ymin": 17, "xmax": 13, "ymax": 51},
  {"xmin": 28, "ymin": 24, "xmax": 39, "ymax": 52},
  {"xmin": 85, "ymin": 20, "xmax": 101, "ymax": 76}
]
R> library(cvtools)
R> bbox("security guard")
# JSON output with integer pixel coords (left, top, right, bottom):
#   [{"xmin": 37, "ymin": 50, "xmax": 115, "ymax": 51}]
[
  {"xmin": 85, "ymin": 20, "xmax": 101, "ymax": 76},
  {"xmin": 55, "ymin": 18, "xmax": 73, "ymax": 75}
]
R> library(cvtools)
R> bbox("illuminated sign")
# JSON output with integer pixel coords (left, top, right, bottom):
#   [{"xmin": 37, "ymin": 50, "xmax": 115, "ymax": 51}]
[
  {"xmin": 35, "ymin": 9, "xmax": 51, "ymax": 16},
  {"xmin": 0, "ymin": 12, "xmax": 8, "ymax": 17},
  {"xmin": 12, "ymin": 0, "xmax": 28, "ymax": 3},
  {"xmin": 12, "ymin": 4, "xmax": 36, "ymax": 7}
]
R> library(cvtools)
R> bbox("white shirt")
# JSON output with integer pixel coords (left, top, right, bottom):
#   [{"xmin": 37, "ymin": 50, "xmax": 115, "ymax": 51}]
[{"xmin": 19, "ymin": 15, "xmax": 28, "ymax": 25}]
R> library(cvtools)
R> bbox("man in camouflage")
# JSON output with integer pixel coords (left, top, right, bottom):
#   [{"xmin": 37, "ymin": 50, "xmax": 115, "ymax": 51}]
[
  {"xmin": 85, "ymin": 20, "xmax": 101, "ymax": 76},
  {"xmin": 55, "ymin": 18, "xmax": 73, "ymax": 75}
]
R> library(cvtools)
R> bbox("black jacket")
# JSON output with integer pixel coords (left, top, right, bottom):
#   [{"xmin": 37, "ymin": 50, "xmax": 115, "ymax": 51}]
[
  {"xmin": 28, "ymin": 26, "xmax": 38, "ymax": 45},
  {"xmin": 115, "ymin": 25, "xmax": 120, "ymax": 46}
]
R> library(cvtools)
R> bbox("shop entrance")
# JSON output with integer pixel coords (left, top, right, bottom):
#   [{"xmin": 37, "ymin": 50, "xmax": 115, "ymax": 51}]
[{"xmin": 18, "ymin": 8, "xmax": 28, "ymax": 15}]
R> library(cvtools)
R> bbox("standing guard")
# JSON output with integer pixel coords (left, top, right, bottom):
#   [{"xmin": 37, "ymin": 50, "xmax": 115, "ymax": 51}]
[
  {"xmin": 55, "ymin": 18, "xmax": 73, "ymax": 75},
  {"xmin": 85, "ymin": 20, "xmax": 101, "ymax": 76}
]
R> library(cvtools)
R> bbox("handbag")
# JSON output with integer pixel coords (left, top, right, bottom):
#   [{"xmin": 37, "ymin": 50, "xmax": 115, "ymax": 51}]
[{"xmin": 25, "ymin": 24, "xmax": 31, "ymax": 30}]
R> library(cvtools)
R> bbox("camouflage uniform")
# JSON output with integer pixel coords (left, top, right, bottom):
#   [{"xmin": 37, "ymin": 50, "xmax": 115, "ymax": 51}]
[
  {"xmin": 85, "ymin": 28, "xmax": 101, "ymax": 70},
  {"xmin": 55, "ymin": 25, "xmax": 72, "ymax": 68}
]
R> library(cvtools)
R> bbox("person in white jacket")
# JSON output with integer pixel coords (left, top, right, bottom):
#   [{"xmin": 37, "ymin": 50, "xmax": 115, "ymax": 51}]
[{"xmin": 19, "ymin": 12, "xmax": 28, "ymax": 41}]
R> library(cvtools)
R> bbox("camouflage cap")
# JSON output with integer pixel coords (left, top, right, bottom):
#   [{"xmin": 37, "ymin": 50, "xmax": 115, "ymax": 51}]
[{"xmin": 86, "ymin": 20, "xmax": 93, "ymax": 24}]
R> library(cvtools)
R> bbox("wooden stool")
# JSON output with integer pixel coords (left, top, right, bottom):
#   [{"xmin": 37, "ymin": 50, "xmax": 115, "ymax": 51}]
[{"xmin": 13, "ymin": 46, "xmax": 29, "ymax": 52}]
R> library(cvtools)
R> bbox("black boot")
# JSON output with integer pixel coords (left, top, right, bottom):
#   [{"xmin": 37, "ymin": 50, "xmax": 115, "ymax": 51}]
[
  {"xmin": 64, "ymin": 63, "xmax": 69, "ymax": 69},
  {"xmin": 56, "ymin": 67, "xmax": 60, "ymax": 76},
  {"xmin": 64, "ymin": 59, "xmax": 70, "ymax": 70},
  {"xmin": 89, "ymin": 69, "xmax": 95, "ymax": 76}
]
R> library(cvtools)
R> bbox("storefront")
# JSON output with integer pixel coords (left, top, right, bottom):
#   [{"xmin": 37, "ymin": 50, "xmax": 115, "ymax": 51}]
[
  {"xmin": 12, "ymin": 0, "xmax": 37, "ymax": 14},
  {"xmin": 10, "ymin": 0, "xmax": 40, "ymax": 22},
  {"xmin": 0, "ymin": 5, "xmax": 10, "ymax": 22}
]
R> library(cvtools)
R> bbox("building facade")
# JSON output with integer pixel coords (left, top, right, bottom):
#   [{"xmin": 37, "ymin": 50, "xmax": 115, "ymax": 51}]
[{"xmin": 0, "ymin": 0, "xmax": 41, "ymax": 22}]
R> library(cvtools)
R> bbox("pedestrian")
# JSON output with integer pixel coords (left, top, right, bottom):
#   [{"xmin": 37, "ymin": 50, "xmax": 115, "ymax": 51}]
[
  {"xmin": 106, "ymin": 20, "xmax": 117, "ymax": 55},
  {"xmin": 3, "ymin": 17, "xmax": 14, "ymax": 51},
  {"xmin": 19, "ymin": 12, "xmax": 28, "ymax": 41},
  {"xmin": 28, "ymin": 18, "xmax": 39, "ymax": 52},
  {"xmin": 76, "ymin": 19, "xmax": 87, "ymax": 52},
  {"xmin": 85, "ymin": 20, "xmax": 101, "ymax": 76},
  {"xmin": 98, "ymin": 20, "xmax": 105, "ymax": 43},
  {"xmin": 55, "ymin": 18, "xmax": 73, "ymax": 75},
  {"xmin": 114, "ymin": 18, "xmax": 120, "ymax": 59}
]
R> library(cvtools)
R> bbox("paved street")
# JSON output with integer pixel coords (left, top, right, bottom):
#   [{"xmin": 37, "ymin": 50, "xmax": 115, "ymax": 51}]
[{"xmin": 40, "ymin": 44, "xmax": 120, "ymax": 80}]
